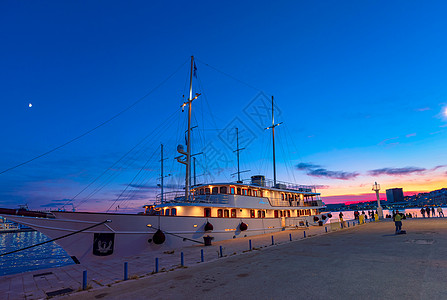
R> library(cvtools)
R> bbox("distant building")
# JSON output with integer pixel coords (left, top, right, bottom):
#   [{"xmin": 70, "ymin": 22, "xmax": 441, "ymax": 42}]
[{"xmin": 386, "ymin": 188, "xmax": 404, "ymax": 203}]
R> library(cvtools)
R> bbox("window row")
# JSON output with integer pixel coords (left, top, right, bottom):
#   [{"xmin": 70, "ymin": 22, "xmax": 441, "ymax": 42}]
[
  {"xmin": 203, "ymin": 208, "xmax": 313, "ymax": 218},
  {"xmin": 159, "ymin": 208, "xmax": 177, "ymax": 216},
  {"xmin": 194, "ymin": 186, "xmax": 264, "ymax": 197}
]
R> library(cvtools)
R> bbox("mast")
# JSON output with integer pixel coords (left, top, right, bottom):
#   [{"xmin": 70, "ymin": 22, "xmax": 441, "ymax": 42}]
[
  {"xmin": 265, "ymin": 96, "xmax": 282, "ymax": 187},
  {"xmin": 271, "ymin": 96, "xmax": 276, "ymax": 186},
  {"xmin": 231, "ymin": 127, "xmax": 249, "ymax": 182},
  {"xmin": 236, "ymin": 128, "xmax": 241, "ymax": 181},
  {"xmin": 161, "ymin": 144, "xmax": 164, "ymax": 203},
  {"xmin": 186, "ymin": 56, "xmax": 193, "ymax": 200},
  {"xmin": 176, "ymin": 56, "xmax": 200, "ymax": 201}
]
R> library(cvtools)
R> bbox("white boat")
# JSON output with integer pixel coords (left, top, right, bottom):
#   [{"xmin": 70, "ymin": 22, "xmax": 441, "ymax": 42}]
[{"xmin": 2, "ymin": 57, "xmax": 332, "ymax": 263}]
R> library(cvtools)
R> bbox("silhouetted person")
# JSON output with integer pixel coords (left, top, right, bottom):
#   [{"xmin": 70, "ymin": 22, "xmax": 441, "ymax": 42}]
[
  {"xmin": 421, "ymin": 208, "xmax": 425, "ymax": 218},
  {"xmin": 432, "ymin": 207, "xmax": 435, "ymax": 217},
  {"xmin": 437, "ymin": 206, "xmax": 444, "ymax": 218},
  {"xmin": 426, "ymin": 207, "xmax": 430, "ymax": 218}
]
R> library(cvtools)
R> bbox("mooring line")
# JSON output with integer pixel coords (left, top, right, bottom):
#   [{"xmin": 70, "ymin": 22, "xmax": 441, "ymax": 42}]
[{"xmin": 0, "ymin": 220, "xmax": 111, "ymax": 257}]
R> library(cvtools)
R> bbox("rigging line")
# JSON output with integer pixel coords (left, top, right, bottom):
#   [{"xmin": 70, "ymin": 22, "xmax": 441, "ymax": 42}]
[
  {"xmin": 196, "ymin": 59, "xmax": 269, "ymax": 96},
  {"xmin": 62, "ymin": 108, "xmax": 181, "ymax": 209},
  {"xmin": 0, "ymin": 58, "xmax": 189, "ymax": 176},
  {"xmin": 106, "ymin": 145, "xmax": 160, "ymax": 212},
  {"xmin": 118, "ymin": 118, "xmax": 182, "ymax": 208},
  {"xmin": 0, "ymin": 219, "xmax": 111, "ymax": 257}
]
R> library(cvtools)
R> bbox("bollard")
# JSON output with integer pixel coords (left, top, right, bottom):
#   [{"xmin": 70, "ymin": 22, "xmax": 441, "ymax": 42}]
[
  {"xmin": 271, "ymin": 235, "xmax": 274, "ymax": 245},
  {"xmin": 325, "ymin": 226, "xmax": 328, "ymax": 233},
  {"xmin": 82, "ymin": 270, "xmax": 87, "ymax": 290},
  {"xmin": 124, "ymin": 262, "xmax": 128, "ymax": 281},
  {"xmin": 201, "ymin": 249, "xmax": 204, "ymax": 262},
  {"xmin": 155, "ymin": 257, "xmax": 159, "ymax": 273},
  {"xmin": 219, "ymin": 246, "xmax": 223, "ymax": 258},
  {"xmin": 289, "ymin": 233, "xmax": 292, "ymax": 241},
  {"xmin": 249, "ymin": 239, "xmax": 252, "ymax": 250},
  {"xmin": 303, "ymin": 231, "xmax": 306, "ymax": 238},
  {"xmin": 181, "ymin": 252, "xmax": 184, "ymax": 267}
]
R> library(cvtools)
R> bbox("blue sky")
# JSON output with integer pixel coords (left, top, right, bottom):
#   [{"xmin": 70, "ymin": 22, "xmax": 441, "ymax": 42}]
[{"xmin": 1, "ymin": 1, "xmax": 447, "ymax": 211}]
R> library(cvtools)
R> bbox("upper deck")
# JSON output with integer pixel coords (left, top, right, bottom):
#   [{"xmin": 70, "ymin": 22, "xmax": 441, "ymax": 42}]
[{"xmin": 154, "ymin": 176, "xmax": 323, "ymax": 209}]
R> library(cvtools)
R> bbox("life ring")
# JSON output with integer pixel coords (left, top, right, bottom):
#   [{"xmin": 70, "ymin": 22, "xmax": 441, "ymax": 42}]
[
  {"xmin": 313, "ymin": 216, "xmax": 319, "ymax": 222},
  {"xmin": 322, "ymin": 215, "xmax": 327, "ymax": 220},
  {"xmin": 328, "ymin": 213, "xmax": 333, "ymax": 218},
  {"xmin": 239, "ymin": 222, "xmax": 248, "ymax": 231},
  {"xmin": 152, "ymin": 229, "xmax": 166, "ymax": 244},
  {"xmin": 204, "ymin": 222, "xmax": 214, "ymax": 231}
]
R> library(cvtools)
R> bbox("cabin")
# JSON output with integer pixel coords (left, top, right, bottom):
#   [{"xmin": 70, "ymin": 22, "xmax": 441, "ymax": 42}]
[{"xmin": 145, "ymin": 176, "xmax": 324, "ymax": 219}]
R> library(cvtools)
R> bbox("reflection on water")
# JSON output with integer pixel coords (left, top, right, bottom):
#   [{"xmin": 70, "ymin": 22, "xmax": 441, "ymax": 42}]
[
  {"xmin": 329, "ymin": 207, "xmax": 447, "ymax": 222},
  {"xmin": 0, "ymin": 231, "xmax": 74, "ymax": 276}
]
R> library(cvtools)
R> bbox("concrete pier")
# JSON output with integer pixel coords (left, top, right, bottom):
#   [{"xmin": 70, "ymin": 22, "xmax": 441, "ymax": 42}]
[
  {"xmin": 2, "ymin": 218, "xmax": 447, "ymax": 299},
  {"xmin": 68, "ymin": 218, "xmax": 447, "ymax": 300}
]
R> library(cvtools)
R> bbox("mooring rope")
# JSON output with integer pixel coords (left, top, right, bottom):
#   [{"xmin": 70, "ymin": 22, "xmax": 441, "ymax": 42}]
[
  {"xmin": 0, "ymin": 219, "xmax": 111, "ymax": 257},
  {"xmin": 149, "ymin": 225, "xmax": 204, "ymax": 245}
]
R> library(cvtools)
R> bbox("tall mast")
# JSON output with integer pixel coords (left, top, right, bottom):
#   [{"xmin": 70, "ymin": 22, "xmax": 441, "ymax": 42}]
[
  {"xmin": 271, "ymin": 96, "xmax": 276, "ymax": 186},
  {"xmin": 236, "ymin": 128, "xmax": 241, "ymax": 181},
  {"xmin": 186, "ymin": 56, "xmax": 193, "ymax": 200},
  {"xmin": 160, "ymin": 144, "xmax": 164, "ymax": 204},
  {"xmin": 176, "ymin": 56, "xmax": 199, "ymax": 200},
  {"xmin": 265, "ymin": 96, "xmax": 282, "ymax": 187}
]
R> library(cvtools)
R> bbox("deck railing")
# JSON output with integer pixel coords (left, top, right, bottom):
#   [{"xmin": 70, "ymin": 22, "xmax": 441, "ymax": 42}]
[{"xmin": 156, "ymin": 191, "xmax": 229, "ymax": 205}]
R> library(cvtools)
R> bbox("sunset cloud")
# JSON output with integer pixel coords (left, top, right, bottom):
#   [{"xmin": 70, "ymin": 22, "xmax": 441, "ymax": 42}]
[
  {"xmin": 296, "ymin": 163, "xmax": 359, "ymax": 180},
  {"xmin": 368, "ymin": 167, "xmax": 426, "ymax": 176}
]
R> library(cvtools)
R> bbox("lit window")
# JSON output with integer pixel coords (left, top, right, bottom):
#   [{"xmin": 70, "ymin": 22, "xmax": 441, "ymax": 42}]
[
  {"xmin": 224, "ymin": 210, "xmax": 229, "ymax": 218},
  {"xmin": 231, "ymin": 209, "xmax": 237, "ymax": 218},
  {"xmin": 171, "ymin": 208, "xmax": 177, "ymax": 216},
  {"xmin": 165, "ymin": 209, "xmax": 170, "ymax": 216},
  {"xmin": 217, "ymin": 209, "xmax": 223, "ymax": 218},
  {"xmin": 204, "ymin": 208, "xmax": 211, "ymax": 217},
  {"xmin": 250, "ymin": 210, "xmax": 255, "ymax": 218},
  {"xmin": 230, "ymin": 187, "xmax": 235, "ymax": 194},
  {"xmin": 212, "ymin": 187, "xmax": 219, "ymax": 194},
  {"xmin": 220, "ymin": 186, "xmax": 227, "ymax": 194}
]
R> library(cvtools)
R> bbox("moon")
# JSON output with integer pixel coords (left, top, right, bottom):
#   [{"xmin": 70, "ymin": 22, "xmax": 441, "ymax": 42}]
[{"xmin": 28, "ymin": 103, "xmax": 32, "ymax": 108}]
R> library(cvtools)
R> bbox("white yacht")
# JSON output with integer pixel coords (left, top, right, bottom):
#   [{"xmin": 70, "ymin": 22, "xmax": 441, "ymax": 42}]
[{"xmin": 2, "ymin": 57, "xmax": 331, "ymax": 263}]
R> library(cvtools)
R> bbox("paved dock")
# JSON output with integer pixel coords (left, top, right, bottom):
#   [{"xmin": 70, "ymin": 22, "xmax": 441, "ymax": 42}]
[{"xmin": 3, "ymin": 218, "xmax": 447, "ymax": 299}]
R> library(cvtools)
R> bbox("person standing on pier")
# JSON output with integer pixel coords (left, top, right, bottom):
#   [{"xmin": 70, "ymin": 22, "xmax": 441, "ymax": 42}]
[
  {"xmin": 394, "ymin": 210, "xmax": 403, "ymax": 234},
  {"xmin": 437, "ymin": 206, "xmax": 444, "ymax": 218},
  {"xmin": 426, "ymin": 207, "xmax": 430, "ymax": 218},
  {"xmin": 431, "ymin": 207, "xmax": 435, "ymax": 217},
  {"xmin": 421, "ymin": 208, "xmax": 426, "ymax": 218}
]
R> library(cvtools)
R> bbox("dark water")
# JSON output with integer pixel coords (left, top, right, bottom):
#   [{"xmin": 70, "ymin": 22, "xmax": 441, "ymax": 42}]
[{"xmin": 0, "ymin": 231, "xmax": 74, "ymax": 276}]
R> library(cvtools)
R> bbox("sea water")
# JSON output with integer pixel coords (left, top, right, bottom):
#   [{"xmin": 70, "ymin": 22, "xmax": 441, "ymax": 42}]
[{"xmin": 0, "ymin": 231, "xmax": 74, "ymax": 276}]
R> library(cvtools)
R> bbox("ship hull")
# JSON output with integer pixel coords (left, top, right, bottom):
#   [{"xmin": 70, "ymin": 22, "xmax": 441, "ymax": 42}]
[{"xmin": 1, "ymin": 211, "xmax": 330, "ymax": 263}]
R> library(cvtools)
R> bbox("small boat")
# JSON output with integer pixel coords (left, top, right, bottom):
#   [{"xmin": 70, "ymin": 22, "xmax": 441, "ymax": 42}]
[{"xmin": 2, "ymin": 57, "xmax": 331, "ymax": 263}]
